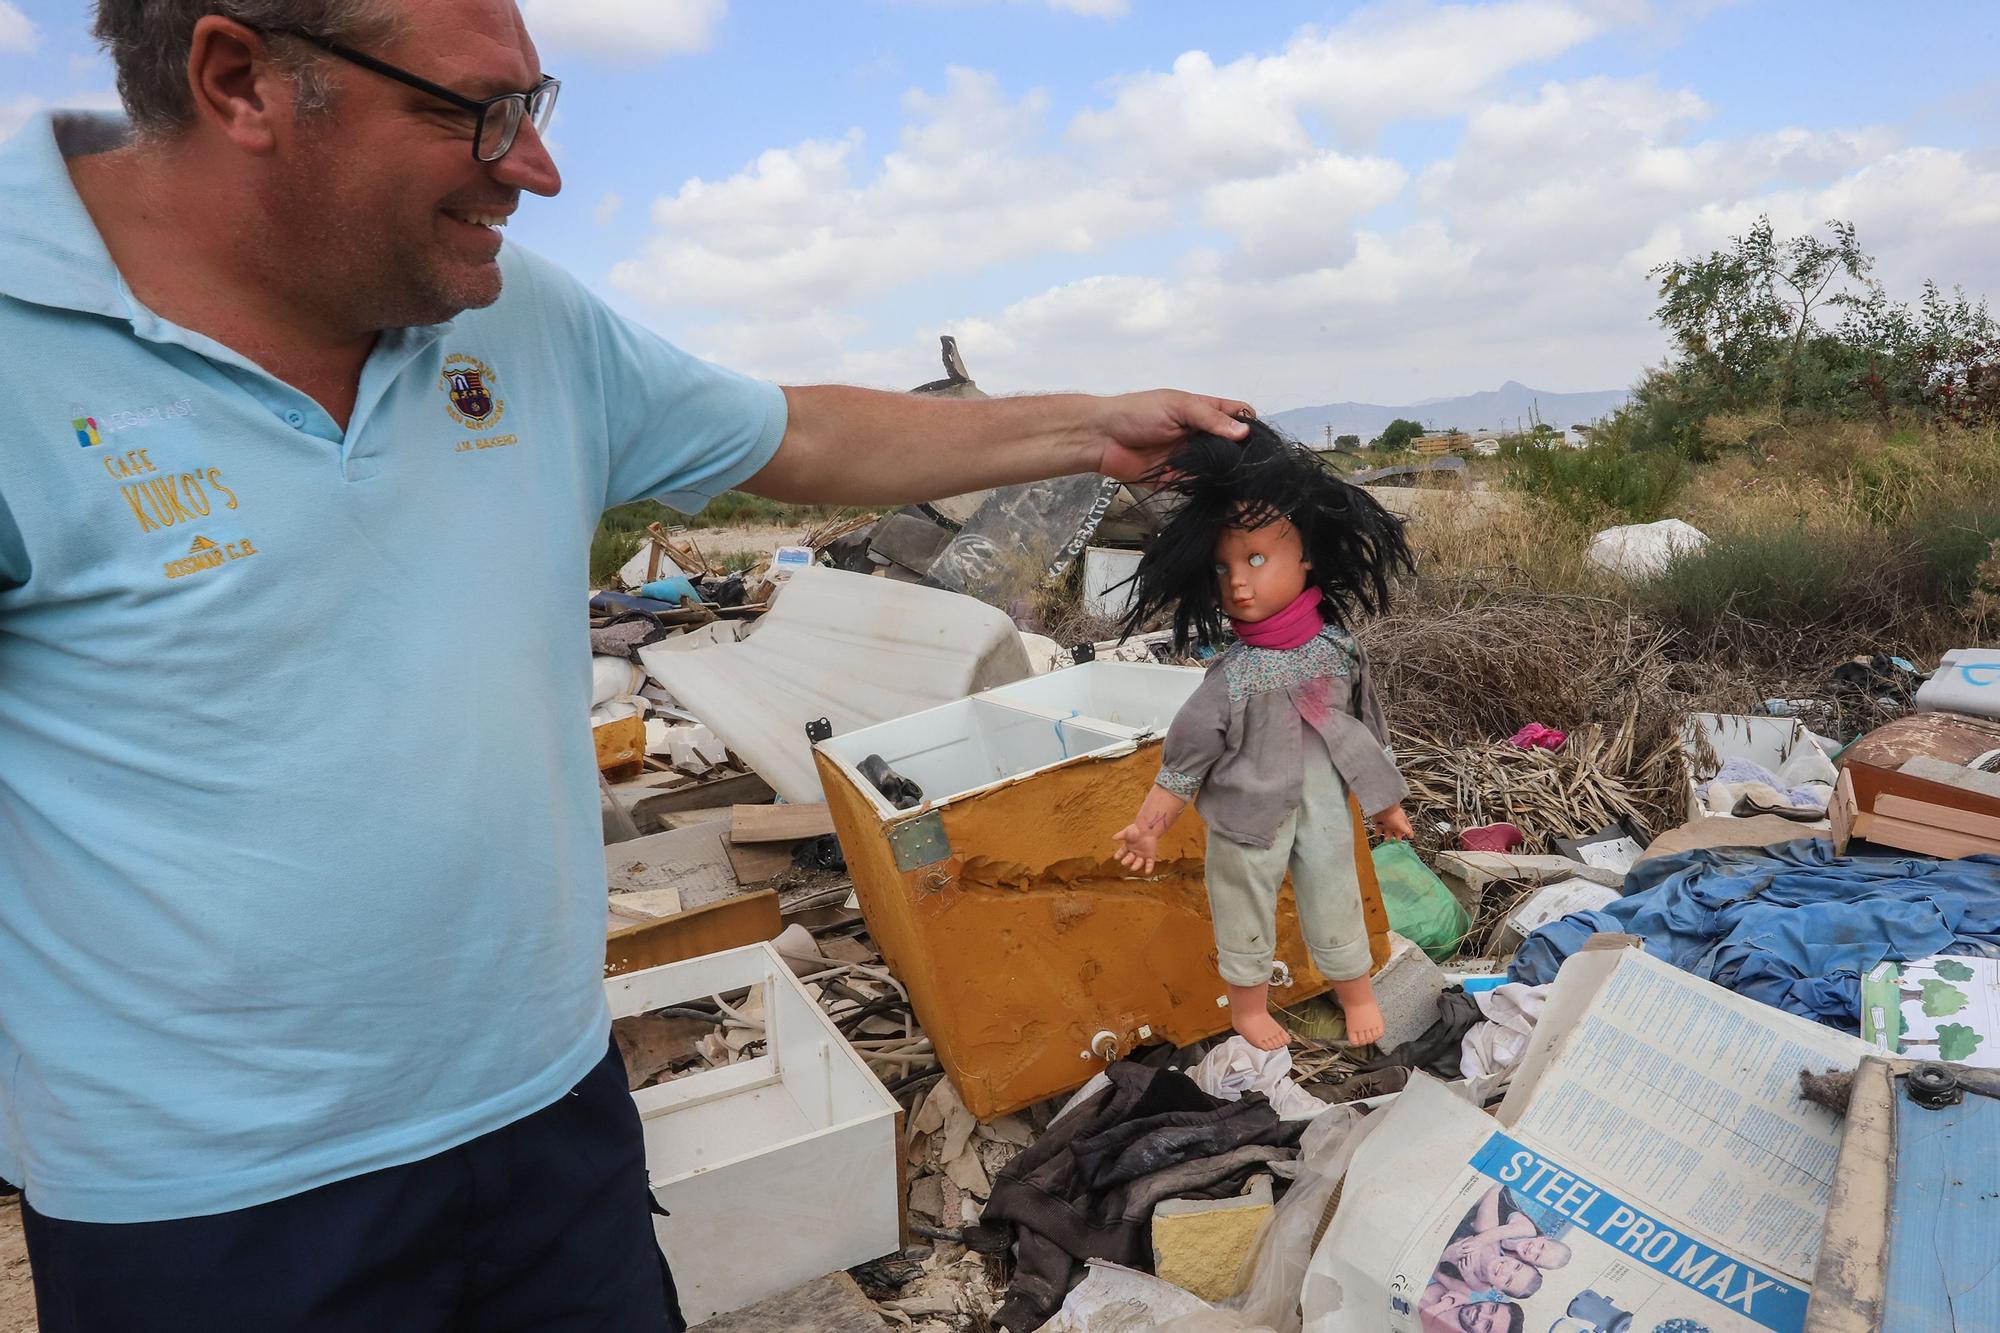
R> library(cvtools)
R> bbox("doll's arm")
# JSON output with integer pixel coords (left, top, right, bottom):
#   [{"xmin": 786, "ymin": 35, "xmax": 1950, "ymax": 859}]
[
  {"xmin": 1114, "ymin": 785, "xmax": 1187, "ymax": 874},
  {"xmin": 1115, "ymin": 674, "xmax": 1227, "ymax": 873}
]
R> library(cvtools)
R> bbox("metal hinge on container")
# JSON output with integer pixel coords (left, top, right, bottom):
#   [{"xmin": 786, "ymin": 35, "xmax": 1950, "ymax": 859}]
[{"xmin": 888, "ymin": 810, "xmax": 951, "ymax": 871}]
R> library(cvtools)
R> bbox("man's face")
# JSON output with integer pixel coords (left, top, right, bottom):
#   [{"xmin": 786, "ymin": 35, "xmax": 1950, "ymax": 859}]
[
  {"xmin": 1458, "ymin": 1303, "xmax": 1511, "ymax": 1333},
  {"xmin": 262, "ymin": 0, "xmax": 561, "ymax": 331}
]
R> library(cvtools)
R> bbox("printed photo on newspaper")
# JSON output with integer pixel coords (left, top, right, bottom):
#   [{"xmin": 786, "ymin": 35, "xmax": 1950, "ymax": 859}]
[{"xmin": 1304, "ymin": 947, "xmax": 1868, "ymax": 1333}]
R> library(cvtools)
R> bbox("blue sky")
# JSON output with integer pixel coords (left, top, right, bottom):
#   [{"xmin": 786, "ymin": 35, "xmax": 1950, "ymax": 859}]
[{"xmin": 6, "ymin": 1, "xmax": 1999, "ymax": 411}]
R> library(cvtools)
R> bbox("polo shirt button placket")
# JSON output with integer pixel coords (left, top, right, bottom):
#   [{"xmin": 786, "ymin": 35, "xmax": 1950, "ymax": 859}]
[{"xmin": 284, "ymin": 409, "xmax": 306, "ymax": 428}]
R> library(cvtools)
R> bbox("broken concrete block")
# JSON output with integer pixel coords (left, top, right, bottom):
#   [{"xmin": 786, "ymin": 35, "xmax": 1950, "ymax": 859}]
[
  {"xmin": 907, "ymin": 1174, "xmax": 946, "ymax": 1224},
  {"xmin": 1374, "ymin": 932, "xmax": 1448, "ymax": 1052},
  {"xmin": 688, "ymin": 1271, "xmax": 883, "ymax": 1332},
  {"xmin": 1150, "ymin": 1174, "xmax": 1273, "ymax": 1303}
]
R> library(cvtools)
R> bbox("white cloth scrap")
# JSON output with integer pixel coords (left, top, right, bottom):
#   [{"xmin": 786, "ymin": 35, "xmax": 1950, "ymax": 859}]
[
  {"xmin": 1189, "ymin": 1036, "xmax": 1332, "ymax": 1121},
  {"xmin": 1458, "ymin": 983, "xmax": 1551, "ymax": 1081}
]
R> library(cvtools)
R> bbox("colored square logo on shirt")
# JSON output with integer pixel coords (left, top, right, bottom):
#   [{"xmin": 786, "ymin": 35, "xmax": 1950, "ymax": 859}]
[{"xmin": 72, "ymin": 416, "xmax": 101, "ymax": 447}]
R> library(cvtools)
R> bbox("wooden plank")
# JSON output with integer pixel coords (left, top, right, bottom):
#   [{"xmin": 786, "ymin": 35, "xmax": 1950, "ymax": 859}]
[
  {"xmin": 687, "ymin": 1271, "xmax": 884, "ymax": 1333},
  {"xmin": 660, "ymin": 805, "xmax": 736, "ymax": 830},
  {"xmin": 726, "ymin": 839, "xmax": 795, "ymax": 885},
  {"xmin": 1804, "ymin": 1057, "xmax": 1895, "ymax": 1333},
  {"xmin": 1832, "ymin": 767, "xmax": 1859, "ymax": 853},
  {"xmin": 1876, "ymin": 793, "xmax": 2000, "ymax": 842},
  {"xmin": 594, "ymin": 715, "xmax": 646, "ymax": 774},
  {"xmin": 603, "ymin": 891, "xmax": 782, "ymax": 977},
  {"xmin": 731, "ymin": 802, "xmax": 835, "ymax": 844},
  {"xmin": 1859, "ymin": 813, "xmax": 2000, "ymax": 861},
  {"xmin": 630, "ymin": 771, "xmax": 776, "ymax": 826}
]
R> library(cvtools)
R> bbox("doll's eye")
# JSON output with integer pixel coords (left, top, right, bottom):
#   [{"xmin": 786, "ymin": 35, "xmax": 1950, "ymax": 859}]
[
  {"xmin": 1249, "ymin": 553, "xmax": 1266, "ymax": 568},
  {"xmin": 1214, "ymin": 562, "xmax": 1227, "ymax": 575}
]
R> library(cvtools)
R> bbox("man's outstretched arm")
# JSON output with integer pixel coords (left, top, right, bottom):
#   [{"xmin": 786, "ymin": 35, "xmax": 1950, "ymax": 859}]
[{"xmin": 743, "ymin": 385, "xmax": 1255, "ymax": 505}]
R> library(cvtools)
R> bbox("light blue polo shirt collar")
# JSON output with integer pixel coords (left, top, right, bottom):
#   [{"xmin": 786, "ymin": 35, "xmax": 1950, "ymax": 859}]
[{"xmin": 0, "ymin": 111, "xmax": 456, "ymax": 451}]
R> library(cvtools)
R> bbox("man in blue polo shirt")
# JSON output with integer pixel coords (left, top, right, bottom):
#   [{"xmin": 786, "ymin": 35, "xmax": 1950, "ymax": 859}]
[{"xmin": 0, "ymin": 2, "xmax": 1253, "ymax": 1328}]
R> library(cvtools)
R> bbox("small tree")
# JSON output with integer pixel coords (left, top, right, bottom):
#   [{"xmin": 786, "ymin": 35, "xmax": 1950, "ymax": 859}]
[
  {"xmin": 1334, "ymin": 433, "xmax": 1361, "ymax": 450},
  {"xmin": 1374, "ymin": 418, "xmax": 1424, "ymax": 452},
  {"xmin": 1650, "ymin": 216, "xmax": 1874, "ymax": 414}
]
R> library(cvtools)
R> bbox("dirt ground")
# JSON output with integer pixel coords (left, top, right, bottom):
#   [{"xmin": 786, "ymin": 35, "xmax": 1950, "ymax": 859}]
[{"xmin": 0, "ymin": 1198, "xmax": 34, "ymax": 1332}]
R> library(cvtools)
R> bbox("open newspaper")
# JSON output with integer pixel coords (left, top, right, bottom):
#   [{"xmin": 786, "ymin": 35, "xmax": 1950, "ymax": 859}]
[{"xmin": 1305, "ymin": 947, "xmax": 1868, "ymax": 1333}]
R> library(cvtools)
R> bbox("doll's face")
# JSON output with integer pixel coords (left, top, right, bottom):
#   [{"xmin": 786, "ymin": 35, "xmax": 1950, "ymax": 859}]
[{"xmin": 1214, "ymin": 516, "xmax": 1311, "ymax": 623}]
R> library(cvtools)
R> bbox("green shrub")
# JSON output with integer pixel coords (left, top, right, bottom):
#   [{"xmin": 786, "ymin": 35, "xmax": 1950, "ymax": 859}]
[
  {"xmin": 589, "ymin": 525, "xmax": 646, "ymax": 586},
  {"xmin": 1505, "ymin": 444, "xmax": 1689, "ymax": 525},
  {"xmin": 1632, "ymin": 516, "xmax": 1988, "ymax": 659},
  {"xmin": 1908, "ymin": 505, "xmax": 2000, "ymax": 604}
]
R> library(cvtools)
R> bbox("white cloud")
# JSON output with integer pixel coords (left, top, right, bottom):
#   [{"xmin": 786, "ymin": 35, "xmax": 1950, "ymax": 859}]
[
  {"xmin": 607, "ymin": 8, "xmax": 2000, "ymax": 411},
  {"xmin": 519, "ymin": 0, "xmax": 725, "ymax": 60},
  {"xmin": 0, "ymin": 2, "xmax": 39, "ymax": 55},
  {"xmin": 594, "ymin": 190, "xmax": 622, "ymax": 225},
  {"xmin": 610, "ymin": 67, "xmax": 1167, "ymax": 314},
  {"xmin": 1200, "ymin": 152, "xmax": 1408, "ymax": 278},
  {"xmin": 1067, "ymin": 2, "xmax": 1606, "ymax": 189}
]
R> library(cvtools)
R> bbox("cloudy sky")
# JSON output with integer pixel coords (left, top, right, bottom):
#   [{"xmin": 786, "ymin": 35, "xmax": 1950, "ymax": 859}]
[{"xmin": 5, "ymin": 0, "xmax": 1998, "ymax": 411}]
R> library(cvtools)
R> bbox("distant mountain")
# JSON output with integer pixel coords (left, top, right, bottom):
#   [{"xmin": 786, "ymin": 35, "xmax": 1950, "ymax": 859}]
[{"xmin": 1268, "ymin": 381, "xmax": 1629, "ymax": 442}]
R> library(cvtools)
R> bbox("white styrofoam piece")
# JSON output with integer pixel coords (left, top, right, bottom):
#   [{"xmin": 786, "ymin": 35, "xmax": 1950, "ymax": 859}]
[
  {"xmin": 605, "ymin": 943, "xmax": 901, "ymax": 1323},
  {"xmin": 1680, "ymin": 712, "xmax": 1838, "ymax": 822},
  {"xmin": 1081, "ymin": 546, "xmax": 1143, "ymax": 619},
  {"xmin": 1915, "ymin": 648, "xmax": 2000, "ymax": 719},
  {"xmin": 637, "ymin": 566, "xmax": 1032, "ymax": 803}
]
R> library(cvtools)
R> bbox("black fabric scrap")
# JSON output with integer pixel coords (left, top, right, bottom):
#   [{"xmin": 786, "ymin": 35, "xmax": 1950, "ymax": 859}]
[
  {"xmin": 1359, "ymin": 987, "xmax": 1483, "ymax": 1081},
  {"xmin": 975, "ymin": 1060, "xmax": 1305, "ymax": 1331}
]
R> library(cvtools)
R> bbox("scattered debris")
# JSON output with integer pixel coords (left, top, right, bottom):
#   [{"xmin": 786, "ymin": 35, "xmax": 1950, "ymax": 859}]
[{"xmin": 638, "ymin": 565, "xmax": 1032, "ymax": 804}]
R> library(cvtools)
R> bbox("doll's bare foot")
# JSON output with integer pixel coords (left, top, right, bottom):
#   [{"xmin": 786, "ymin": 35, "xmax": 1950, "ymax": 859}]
[
  {"xmin": 1332, "ymin": 975, "xmax": 1385, "ymax": 1046},
  {"xmin": 1226, "ymin": 982, "xmax": 1290, "ymax": 1051}
]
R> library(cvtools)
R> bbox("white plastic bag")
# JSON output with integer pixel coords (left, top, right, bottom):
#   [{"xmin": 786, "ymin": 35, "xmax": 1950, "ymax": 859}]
[{"xmin": 1584, "ymin": 518, "xmax": 1707, "ymax": 581}]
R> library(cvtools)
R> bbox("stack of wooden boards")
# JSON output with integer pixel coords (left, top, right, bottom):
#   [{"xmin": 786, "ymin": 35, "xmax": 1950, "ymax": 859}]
[{"xmin": 1833, "ymin": 755, "xmax": 2000, "ymax": 859}]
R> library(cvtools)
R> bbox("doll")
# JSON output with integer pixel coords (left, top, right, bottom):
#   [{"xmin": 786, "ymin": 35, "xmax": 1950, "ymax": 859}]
[{"xmin": 1112, "ymin": 421, "xmax": 1414, "ymax": 1051}]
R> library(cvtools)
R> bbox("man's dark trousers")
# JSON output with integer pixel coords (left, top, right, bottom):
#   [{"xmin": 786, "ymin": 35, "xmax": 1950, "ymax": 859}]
[{"xmin": 20, "ymin": 1040, "xmax": 682, "ymax": 1331}]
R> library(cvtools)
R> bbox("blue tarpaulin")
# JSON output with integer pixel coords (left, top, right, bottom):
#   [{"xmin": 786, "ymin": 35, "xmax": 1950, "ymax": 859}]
[{"xmin": 1508, "ymin": 839, "xmax": 2000, "ymax": 1029}]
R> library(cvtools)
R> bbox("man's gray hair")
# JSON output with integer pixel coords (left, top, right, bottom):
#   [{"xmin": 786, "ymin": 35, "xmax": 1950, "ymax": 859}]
[{"xmin": 92, "ymin": 1, "xmax": 402, "ymax": 137}]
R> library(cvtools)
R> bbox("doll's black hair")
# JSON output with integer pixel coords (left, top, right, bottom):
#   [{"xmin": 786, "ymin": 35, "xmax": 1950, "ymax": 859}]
[{"xmin": 1117, "ymin": 418, "xmax": 1413, "ymax": 652}]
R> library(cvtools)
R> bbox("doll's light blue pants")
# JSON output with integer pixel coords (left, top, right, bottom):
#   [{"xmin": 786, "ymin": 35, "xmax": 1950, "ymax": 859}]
[{"xmin": 1204, "ymin": 737, "xmax": 1372, "ymax": 986}]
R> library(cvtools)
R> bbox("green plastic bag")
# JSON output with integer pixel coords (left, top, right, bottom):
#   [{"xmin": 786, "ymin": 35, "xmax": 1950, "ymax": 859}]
[{"xmin": 1371, "ymin": 841, "xmax": 1469, "ymax": 962}]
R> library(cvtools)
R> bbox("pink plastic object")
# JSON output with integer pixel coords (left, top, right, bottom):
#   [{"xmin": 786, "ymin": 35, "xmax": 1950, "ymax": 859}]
[
  {"xmin": 1460, "ymin": 822, "xmax": 1526, "ymax": 853},
  {"xmin": 1510, "ymin": 722, "xmax": 1567, "ymax": 751}
]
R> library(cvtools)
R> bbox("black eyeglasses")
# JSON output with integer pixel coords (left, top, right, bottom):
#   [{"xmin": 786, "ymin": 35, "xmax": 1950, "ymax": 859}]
[{"xmin": 269, "ymin": 28, "xmax": 559, "ymax": 163}]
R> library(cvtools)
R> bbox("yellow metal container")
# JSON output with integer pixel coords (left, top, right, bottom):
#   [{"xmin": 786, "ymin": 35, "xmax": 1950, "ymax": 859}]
[{"xmin": 814, "ymin": 662, "xmax": 1389, "ymax": 1121}]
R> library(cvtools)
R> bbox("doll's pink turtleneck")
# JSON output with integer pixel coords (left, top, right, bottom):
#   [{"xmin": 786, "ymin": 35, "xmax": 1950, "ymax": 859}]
[{"xmin": 1230, "ymin": 586, "xmax": 1324, "ymax": 649}]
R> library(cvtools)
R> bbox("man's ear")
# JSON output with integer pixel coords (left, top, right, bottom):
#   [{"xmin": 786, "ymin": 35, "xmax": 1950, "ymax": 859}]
[{"xmin": 187, "ymin": 16, "xmax": 293, "ymax": 155}]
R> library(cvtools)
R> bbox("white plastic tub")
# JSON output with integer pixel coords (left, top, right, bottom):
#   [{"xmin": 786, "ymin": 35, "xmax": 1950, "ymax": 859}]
[
  {"xmin": 818, "ymin": 695, "xmax": 1137, "ymax": 820},
  {"xmin": 977, "ymin": 659, "xmax": 1203, "ymax": 734},
  {"xmin": 605, "ymin": 943, "xmax": 901, "ymax": 1323}
]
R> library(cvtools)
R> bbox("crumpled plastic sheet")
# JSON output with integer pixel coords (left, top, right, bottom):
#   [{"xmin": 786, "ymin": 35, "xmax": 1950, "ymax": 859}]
[{"xmin": 1189, "ymin": 1037, "xmax": 1332, "ymax": 1122}]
